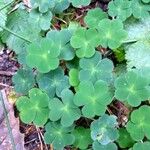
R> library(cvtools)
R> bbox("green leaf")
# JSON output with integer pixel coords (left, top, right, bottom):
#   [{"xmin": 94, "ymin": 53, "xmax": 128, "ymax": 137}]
[
  {"xmin": 49, "ymin": 89, "xmax": 81, "ymax": 127},
  {"xmin": 72, "ymin": 127, "xmax": 92, "ymax": 149},
  {"xmin": 74, "ymin": 80, "xmax": 113, "ymax": 118},
  {"xmin": 16, "ymin": 88, "xmax": 49, "ymax": 126},
  {"xmin": 115, "ymin": 70, "xmax": 150, "ymax": 106},
  {"xmin": 93, "ymin": 141, "xmax": 117, "ymax": 150},
  {"xmin": 124, "ymin": 18, "xmax": 150, "ymax": 69},
  {"xmin": 12, "ymin": 68, "xmax": 35, "ymax": 95},
  {"xmin": 30, "ymin": 0, "xmax": 55, "ymax": 13},
  {"xmin": 44, "ymin": 122, "xmax": 75, "ymax": 149},
  {"xmin": 91, "ymin": 114, "xmax": 119, "ymax": 145},
  {"xmin": 1, "ymin": 9, "xmax": 41, "ymax": 54},
  {"xmin": 69, "ymin": 68, "xmax": 80, "ymax": 87},
  {"xmin": 108, "ymin": 0, "xmax": 132, "ymax": 21},
  {"xmin": 133, "ymin": 142, "xmax": 150, "ymax": 150},
  {"xmin": 70, "ymin": 27, "xmax": 100, "ymax": 58},
  {"xmin": 26, "ymin": 38, "xmax": 60, "ymax": 73},
  {"xmin": 116, "ymin": 128, "xmax": 135, "ymax": 148},
  {"xmin": 97, "ymin": 19, "xmax": 127, "ymax": 49},
  {"xmin": 79, "ymin": 51, "xmax": 114, "ymax": 83},
  {"xmin": 28, "ymin": 8, "xmax": 52, "ymax": 30},
  {"xmin": 84, "ymin": 8, "xmax": 108, "ymax": 28},
  {"xmin": 125, "ymin": 18, "xmax": 150, "ymax": 42},
  {"xmin": 52, "ymin": 0, "xmax": 70, "ymax": 13},
  {"xmin": 70, "ymin": 0, "xmax": 91, "ymax": 8},
  {"xmin": 126, "ymin": 105, "xmax": 150, "ymax": 141},
  {"xmin": 131, "ymin": 0, "xmax": 150, "ymax": 19},
  {"xmin": 46, "ymin": 29, "xmax": 75, "ymax": 60},
  {"xmin": 125, "ymin": 41, "xmax": 150, "ymax": 69},
  {"xmin": 0, "ymin": 1, "xmax": 9, "ymax": 31},
  {"xmin": 37, "ymin": 67, "xmax": 70, "ymax": 98},
  {"xmin": 142, "ymin": 0, "xmax": 150, "ymax": 3}
]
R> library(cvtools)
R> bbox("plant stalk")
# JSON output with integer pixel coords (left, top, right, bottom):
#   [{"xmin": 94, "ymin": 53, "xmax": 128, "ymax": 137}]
[{"xmin": 0, "ymin": 90, "xmax": 16, "ymax": 150}]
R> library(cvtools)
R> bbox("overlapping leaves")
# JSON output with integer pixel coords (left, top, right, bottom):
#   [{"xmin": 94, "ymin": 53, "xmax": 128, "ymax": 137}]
[
  {"xmin": 70, "ymin": 27, "xmax": 100, "ymax": 58},
  {"xmin": 74, "ymin": 80, "xmax": 113, "ymax": 118},
  {"xmin": 115, "ymin": 71, "xmax": 150, "ymax": 106},
  {"xmin": 97, "ymin": 19, "xmax": 127, "ymax": 49},
  {"xmin": 37, "ymin": 67, "xmax": 70, "ymax": 97},
  {"xmin": 84, "ymin": 8, "xmax": 108, "ymax": 28},
  {"xmin": 26, "ymin": 39, "xmax": 60, "ymax": 73},
  {"xmin": 49, "ymin": 89, "xmax": 81, "ymax": 127},
  {"xmin": 12, "ymin": 68, "xmax": 35, "ymax": 95},
  {"xmin": 72, "ymin": 127, "xmax": 92, "ymax": 149},
  {"xmin": 28, "ymin": 8, "xmax": 52, "ymax": 30},
  {"xmin": 79, "ymin": 52, "xmax": 114, "ymax": 83},
  {"xmin": 46, "ymin": 29, "xmax": 75, "ymax": 60},
  {"xmin": 16, "ymin": 88, "xmax": 49, "ymax": 126},
  {"xmin": 44, "ymin": 122, "xmax": 75, "ymax": 149},
  {"xmin": 91, "ymin": 114, "xmax": 119, "ymax": 145},
  {"xmin": 108, "ymin": 0, "xmax": 132, "ymax": 21},
  {"xmin": 126, "ymin": 105, "xmax": 150, "ymax": 141}
]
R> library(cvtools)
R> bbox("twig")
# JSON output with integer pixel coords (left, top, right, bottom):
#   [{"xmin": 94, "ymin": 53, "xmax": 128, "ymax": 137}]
[
  {"xmin": 0, "ymin": 90, "xmax": 16, "ymax": 150},
  {"xmin": 36, "ymin": 127, "xmax": 43, "ymax": 150},
  {"xmin": 38, "ymin": 128, "xmax": 48, "ymax": 150},
  {"xmin": 24, "ymin": 138, "xmax": 37, "ymax": 145},
  {"xmin": 50, "ymin": 144, "xmax": 53, "ymax": 150},
  {"xmin": 54, "ymin": 16, "xmax": 67, "ymax": 24}
]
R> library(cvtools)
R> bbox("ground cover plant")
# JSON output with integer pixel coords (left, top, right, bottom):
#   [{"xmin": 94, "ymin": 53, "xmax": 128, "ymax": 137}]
[{"xmin": 1, "ymin": 0, "xmax": 150, "ymax": 149}]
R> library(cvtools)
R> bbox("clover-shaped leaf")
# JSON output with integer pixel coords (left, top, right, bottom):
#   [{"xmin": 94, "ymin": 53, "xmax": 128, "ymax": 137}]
[
  {"xmin": 47, "ymin": 29, "xmax": 75, "ymax": 60},
  {"xmin": 16, "ymin": 88, "xmax": 49, "ymax": 126},
  {"xmin": 37, "ymin": 67, "xmax": 70, "ymax": 98},
  {"xmin": 131, "ymin": 0, "xmax": 150, "ymax": 19},
  {"xmin": 69, "ymin": 68, "xmax": 80, "ymax": 87},
  {"xmin": 91, "ymin": 114, "xmax": 119, "ymax": 145},
  {"xmin": 44, "ymin": 122, "xmax": 75, "ymax": 149},
  {"xmin": 84, "ymin": 8, "xmax": 108, "ymax": 28},
  {"xmin": 108, "ymin": 0, "xmax": 132, "ymax": 21},
  {"xmin": 115, "ymin": 71, "xmax": 150, "ymax": 106},
  {"xmin": 52, "ymin": 0, "xmax": 70, "ymax": 13},
  {"xmin": 28, "ymin": 8, "xmax": 52, "ymax": 30},
  {"xmin": 49, "ymin": 89, "xmax": 81, "ymax": 127},
  {"xmin": 26, "ymin": 38, "xmax": 60, "ymax": 73},
  {"xmin": 70, "ymin": 27, "xmax": 100, "ymax": 58},
  {"xmin": 70, "ymin": 0, "xmax": 91, "ymax": 8},
  {"xmin": 30, "ymin": 0, "xmax": 55, "ymax": 13},
  {"xmin": 74, "ymin": 80, "xmax": 113, "ymax": 118},
  {"xmin": 12, "ymin": 68, "xmax": 35, "ymax": 95},
  {"xmin": 116, "ymin": 128, "xmax": 135, "ymax": 148},
  {"xmin": 133, "ymin": 142, "xmax": 150, "ymax": 150},
  {"xmin": 97, "ymin": 19, "xmax": 127, "ymax": 49},
  {"xmin": 79, "ymin": 51, "xmax": 114, "ymax": 83},
  {"xmin": 72, "ymin": 127, "xmax": 92, "ymax": 149},
  {"xmin": 126, "ymin": 105, "xmax": 150, "ymax": 141},
  {"xmin": 93, "ymin": 141, "xmax": 117, "ymax": 150}
]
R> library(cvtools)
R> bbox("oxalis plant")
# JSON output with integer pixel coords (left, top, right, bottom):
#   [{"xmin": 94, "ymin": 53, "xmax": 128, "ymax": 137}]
[{"xmin": 1, "ymin": 0, "xmax": 150, "ymax": 150}]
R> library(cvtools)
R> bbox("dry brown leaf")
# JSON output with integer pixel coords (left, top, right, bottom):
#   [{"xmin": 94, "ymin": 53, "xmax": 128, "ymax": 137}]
[{"xmin": 0, "ymin": 89, "xmax": 25, "ymax": 150}]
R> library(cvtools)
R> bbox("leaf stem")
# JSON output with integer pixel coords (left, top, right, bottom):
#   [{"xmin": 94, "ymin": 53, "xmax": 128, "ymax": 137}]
[
  {"xmin": 122, "ymin": 39, "xmax": 137, "ymax": 44},
  {"xmin": 0, "ymin": 90, "xmax": 16, "ymax": 150},
  {"xmin": 0, "ymin": 1, "xmax": 14, "ymax": 11},
  {"xmin": 0, "ymin": 26, "xmax": 32, "ymax": 43}
]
